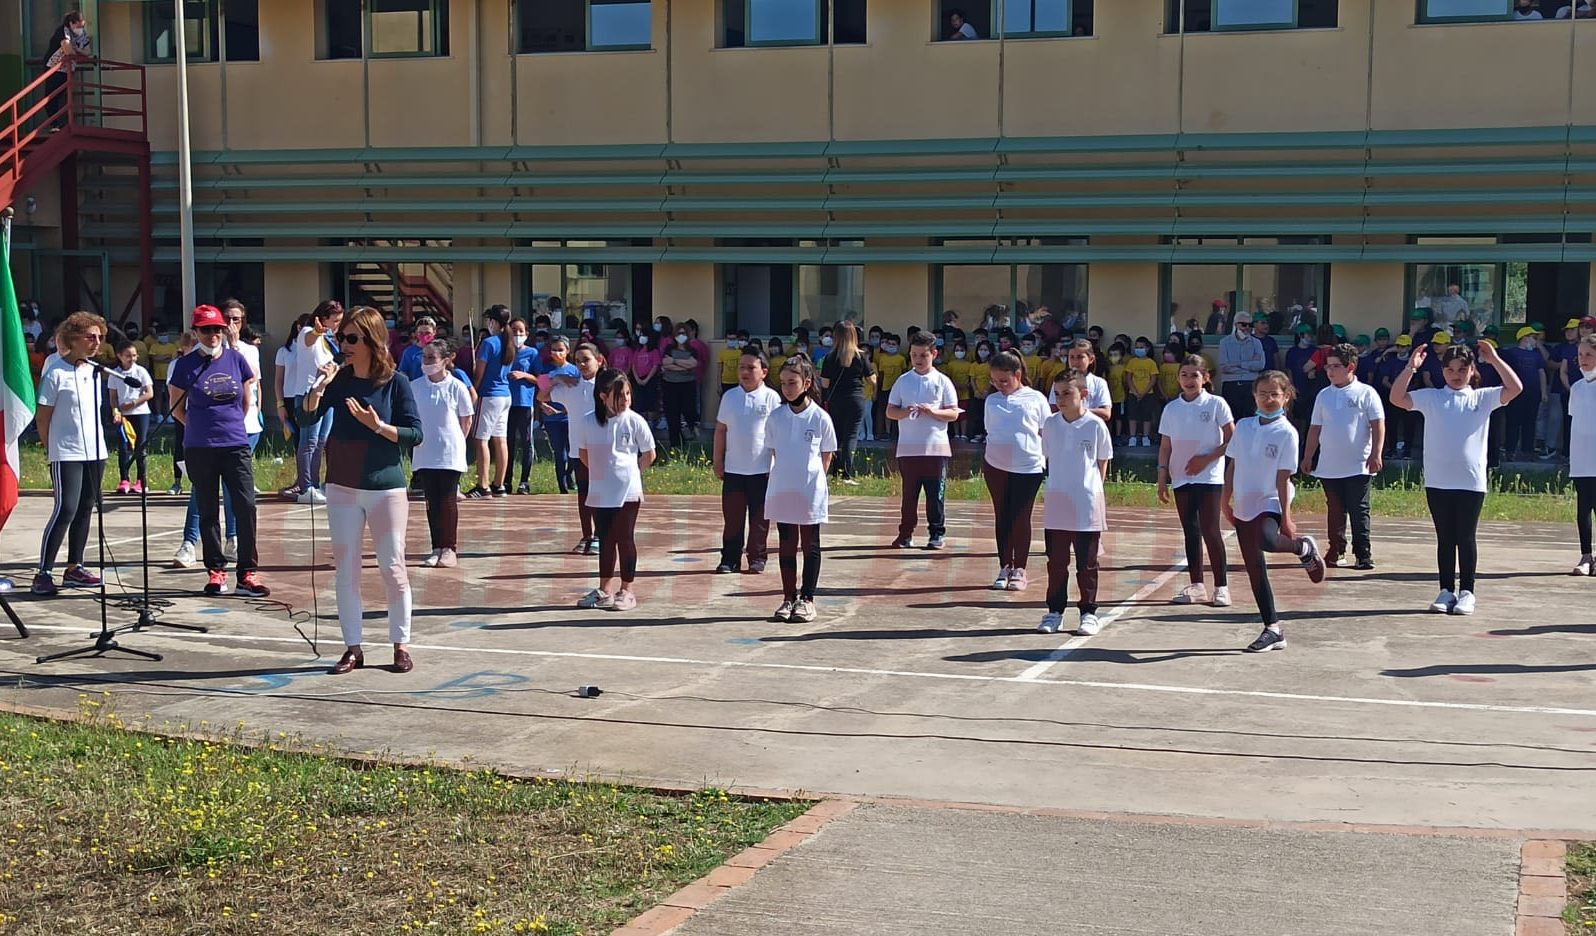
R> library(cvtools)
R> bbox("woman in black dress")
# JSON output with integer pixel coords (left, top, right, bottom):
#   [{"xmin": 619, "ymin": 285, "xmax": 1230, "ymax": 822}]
[{"xmin": 819, "ymin": 321, "xmax": 876, "ymax": 485}]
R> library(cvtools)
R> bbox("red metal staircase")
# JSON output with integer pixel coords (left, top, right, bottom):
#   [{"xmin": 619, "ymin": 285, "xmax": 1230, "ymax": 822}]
[{"xmin": 1, "ymin": 57, "xmax": 154, "ymax": 324}]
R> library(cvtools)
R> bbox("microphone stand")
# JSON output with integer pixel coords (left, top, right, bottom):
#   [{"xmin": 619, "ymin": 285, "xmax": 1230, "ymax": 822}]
[{"xmin": 126, "ymin": 376, "xmax": 206, "ymax": 636}]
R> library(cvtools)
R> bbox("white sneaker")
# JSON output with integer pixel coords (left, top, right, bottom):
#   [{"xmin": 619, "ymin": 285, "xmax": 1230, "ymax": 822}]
[
  {"xmin": 1006, "ymin": 568, "xmax": 1029, "ymax": 591},
  {"xmin": 771, "ymin": 600, "xmax": 795, "ymax": 623},
  {"xmin": 421, "ymin": 550, "xmax": 442, "ymax": 568},
  {"xmin": 1450, "ymin": 590, "xmax": 1476, "ymax": 616},
  {"xmin": 224, "ymin": 537, "xmax": 238, "ymax": 562},
  {"xmin": 171, "ymin": 541, "xmax": 198, "ymax": 569},
  {"xmin": 790, "ymin": 599, "xmax": 817, "ymax": 623},
  {"xmin": 577, "ymin": 588, "xmax": 614, "ymax": 610},
  {"xmin": 610, "ymin": 589, "xmax": 637, "ymax": 611},
  {"xmin": 1211, "ymin": 585, "xmax": 1231, "ymax": 607},
  {"xmin": 1429, "ymin": 589, "xmax": 1457, "ymax": 614},
  {"xmin": 1572, "ymin": 555, "xmax": 1594, "ymax": 577},
  {"xmin": 437, "ymin": 548, "xmax": 458, "ymax": 568},
  {"xmin": 1173, "ymin": 583, "xmax": 1206, "ymax": 605},
  {"xmin": 992, "ymin": 566, "xmax": 1012, "ymax": 590},
  {"xmin": 297, "ymin": 487, "xmax": 327, "ymax": 506},
  {"xmin": 1077, "ymin": 613, "xmax": 1103, "ymax": 636},
  {"xmin": 1141, "ymin": 436, "xmax": 1153, "ymax": 447},
  {"xmin": 1038, "ymin": 611, "xmax": 1063, "ymax": 634}
]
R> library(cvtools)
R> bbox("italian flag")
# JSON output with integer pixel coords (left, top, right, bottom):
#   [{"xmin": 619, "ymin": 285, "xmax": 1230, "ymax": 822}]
[{"xmin": 0, "ymin": 220, "xmax": 36, "ymax": 534}]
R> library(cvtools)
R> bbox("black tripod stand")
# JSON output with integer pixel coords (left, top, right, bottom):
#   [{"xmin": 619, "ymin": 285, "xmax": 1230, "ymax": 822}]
[
  {"xmin": 123, "ymin": 378, "xmax": 204, "ymax": 637},
  {"xmin": 0, "ymin": 590, "xmax": 27, "ymax": 638}
]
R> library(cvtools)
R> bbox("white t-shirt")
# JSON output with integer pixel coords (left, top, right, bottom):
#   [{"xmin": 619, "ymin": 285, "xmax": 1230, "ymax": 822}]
[
  {"xmin": 235, "ymin": 340, "xmax": 264, "ymax": 434},
  {"xmin": 764, "ymin": 402, "xmax": 838, "ymax": 526},
  {"xmin": 1227, "ymin": 416, "xmax": 1300, "ymax": 522},
  {"xmin": 954, "ymin": 21, "xmax": 979, "ymax": 38},
  {"xmin": 1040, "ymin": 411, "xmax": 1112, "ymax": 532},
  {"xmin": 37, "ymin": 356, "xmax": 107, "ymax": 462},
  {"xmin": 1049, "ymin": 374, "xmax": 1111, "ymax": 413},
  {"xmin": 551, "ymin": 375, "xmax": 595, "ymax": 453},
  {"xmin": 716, "ymin": 384, "xmax": 782, "ymax": 476},
  {"xmin": 1565, "ymin": 375, "xmax": 1596, "ymax": 478},
  {"xmin": 1158, "ymin": 391, "xmax": 1234, "ymax": 487},
  {"xmin": 581, "ymin": 409, "xmax": 655, "ymax": 508},
  {"xmin": 110, "ymin": 363, "xmax": 153, "ymax": 415},
  {"xmin": 1409, "ymin": 386, "xmax": 1504, "ymax": 493},
  {"xmin": 409, "ymin": 375, "xmax": 475, "ymax": 472},
  {"xmin": 275, "ymin": 344, "xmax": 299, "ymax": 399},
  {"xmin": 1309, "ymin": 379, "xmax": 1385, "ymax": 480},
  {"xmin": 888, "ymin": 368, "xmax": 959, "ymax": 458},
  {"xmin": 292, "ymin": 327, "xmax": 336, "ymax": 396},
  {"xmin": 984, "ymin": 387, "xmax": 1051, "ymax": 474}
]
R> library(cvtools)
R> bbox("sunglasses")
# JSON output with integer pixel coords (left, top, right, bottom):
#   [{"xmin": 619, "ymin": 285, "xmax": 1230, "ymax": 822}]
[
  {"xmin": 338, "ymin": 332, "xmax": 363, "ymax": 345},
  {"xmin": 197, "ymin": 325, "xmax": 225, "ymax": 335}
]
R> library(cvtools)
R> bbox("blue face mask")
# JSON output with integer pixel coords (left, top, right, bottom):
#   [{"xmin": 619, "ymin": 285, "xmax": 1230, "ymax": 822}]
[
  {"xmin": 1133, "ymin": 347, "xmax": 1148, "ymax": 358},
  {"xmin": 1257, "ymin": 406, "xmax": 1285, "ymax": 420}
]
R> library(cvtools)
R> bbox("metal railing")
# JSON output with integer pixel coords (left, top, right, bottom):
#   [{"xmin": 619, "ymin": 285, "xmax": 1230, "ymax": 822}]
[{"xmin": 1, "ymin": 57, "xmax": 147, "ymax": 198}]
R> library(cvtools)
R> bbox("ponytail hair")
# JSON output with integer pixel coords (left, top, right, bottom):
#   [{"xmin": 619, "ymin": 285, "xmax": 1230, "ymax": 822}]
[
  {"xmin": 989, "ymin": 349, "xmax": 1027, "ymax": 385},
  {"xmin": 779, "ymin": 354, "xmax": 822, "ymax": 404},
  {"xmin": 592, "ymin": 366, "xmax": 630, "ymax": 426}
]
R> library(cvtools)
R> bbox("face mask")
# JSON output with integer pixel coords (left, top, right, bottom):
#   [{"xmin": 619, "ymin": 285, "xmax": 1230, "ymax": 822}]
[
  {"xmin": 1299, "ymin": 337, "xmax": 1313, "ymax": 348},
  {"xmin": 675, "ymin": 334, "xmax": 688, "ymax": 345},
  {"xmin": 422, "ymin": 361, "xmax": 445, "ymax": 377},
  {"xmin": 727, "ymin": 339, "xmax": 740, "ymax": 349},
  {"xmin": 954, "ymin": 350, "xmax": 967, "ymax": 360},
  {"xmin": 821, "ymin": 335, "xmax": 833, "ymax": 348},
  {"xmin": 71, "ymin": 26, "xmax": 85, "ymax": 37},
  {"xmin": 1020, "ymin": 346, "xmax": 1035, "ymax": 356},
  {"xmin": 977, "ymin": 349, "xmax": 990, "ymax": 360},
  {"xmin": 652, "ymin": 323, "xmax": 663, "ymax": 332},
  {"xmin": 997, "ymin": 318, "xmax": 1010, "ymax": 328},
  {"xmin": 157, "ymin": 334, "xmax": 169, "ymax": 343},
  {"xmin": 1164, "ymin": 352, "xmax": 1177, "ymax": 363},
  {"xmin": 1581, "ymin": 365, "xmax": 1596, "ymax": 380},
  {"xmin": 1397, "ymin": 351, "xmax": 1411, "ymax": 360},
  {"xmin": 795, "ymin": 345, "xmax": 809, "ymax": 355},
  {"xmin": 882, "ymin": 344, "xmax": 897, "ymax": 354},
  {"xmin": 1257, "ymin": 406, "xmax": 1285, "ymax": 420},
  {"xmin": 869, "ymin": 335, "xmax": 881, "ymax": 347},
  {"xmin": 639, "ymin": 336, "xmax": 650, "ymax": 347},
  {"xmin": 418, "ymin": 333, "xmax": 433, "ymax": 345},
  {"xmin": 198, "ymin": 340, "xmax": 224, "ymax": 358},
  {"xmin": 1520, "ymin": 338, "xmax": 1537, "ymax": 350},
  {"xmin": 1234, "ymin": 326, "xmax": 1251, "ymax": 339},
  {"xmin": 1134, "ymin": 347, "xmax": 1148, "ymax": 358},
  {"xmin": 934, "ymin": 338, "xmax": 945, "ymax": 348},
  {"xmin": 385, "ymin": 319, "xmax": 396, "ymax": 330},
  {"xmin": 514, "ymin": 335, "xmax": 527, "ymax": 348}
]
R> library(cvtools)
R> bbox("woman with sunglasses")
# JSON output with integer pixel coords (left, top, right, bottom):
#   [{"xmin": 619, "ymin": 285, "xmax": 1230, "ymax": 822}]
[
  {"xmin": 301, "ymin": 307, "xmax": 423, "ymax": 675},
  {"xmin": 31, "ymin": 312, "xmax": 112, "ymax": 596},
  {"xmin": 167, "ymin": 305, "xmax": 269, "ymax": 599}
]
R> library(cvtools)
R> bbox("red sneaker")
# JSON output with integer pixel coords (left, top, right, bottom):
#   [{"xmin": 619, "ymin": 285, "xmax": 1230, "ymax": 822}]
[
  {"xmin": 236, "ymin": 572, "xmax": 270, "ymax": 598},
  {"xmin": 203, "ymin": 570, "xmax": 229, "ymax": 596}
]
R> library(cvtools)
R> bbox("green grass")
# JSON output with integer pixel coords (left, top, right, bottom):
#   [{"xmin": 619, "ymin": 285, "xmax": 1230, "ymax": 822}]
[
  {"xmin": 18, "ymin": 434, "xmax": 1580, "ymax": 524},
  {"xmin": 1567, "ymin": 843, "xmax": 1596, "ymax": 932},
  {"xmin": 0, "ymin": 701, "xmax": 808, "ymax": 935}
]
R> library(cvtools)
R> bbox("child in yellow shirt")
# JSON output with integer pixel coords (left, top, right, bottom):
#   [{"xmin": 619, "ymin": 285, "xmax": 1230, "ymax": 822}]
[
  {"xmin": 1122, "ymin": 337, "xmax": 1161, "ymax": 447},
  {"xmin": 874, "ymin": 334, "xmax": 908, "ymax": 441},
  {"xmin": 765, "ymin": 337, "xmax": 787, "ymax": 390},
  {"xmin": 1035, "ymin": 341, "xmax": 1067, "ymax": 393},
  {"xmin": 1105, "ymin": 342, "xmax": 1130, "ymax": 441},
  {"xmin": 942, "ymin": 339, "xmax": 973, "ymax": 440},
  {"xmin": 718, "ymin": 329, "xmax": 744, "ymax": 393},
  {"xmin": 1019, "ymin": 335, "xmax": 1044, "ymax": 385},
  {"xmin": 859, "ymin": 344, "xmax": 878, "ymax": 441},
  {"xmin": 968, "ymin": 340, "xmax": 993, "ymax": 442}
]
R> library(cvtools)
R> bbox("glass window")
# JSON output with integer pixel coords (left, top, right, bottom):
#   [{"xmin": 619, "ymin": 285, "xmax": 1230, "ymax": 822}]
[
  {"xmin": 723, "ymin": 265, "xmax": 796, "ymax": 335},
  {"xmin": 748, "ymin": 0, "xmax": 822, "ymax": 44},
  {"xmin": 519, "ymin": 0, "xmax": 652, "ymax": 52},
  {"xmin": 1410, "ymin": 262, "xmax": 1502, "ymax": 332},
  {"xmin": 370, "ymin": 0, "xmax": 448, "ymax": 56},
  {"xmin": 318, "ymin": 0, "xmax": 364, "ymax": 59},
  {"xmin": 146, "ymin": 0, "xmax": 217, "ymax": 64},
  {"xmin": 591, "ymin": 0, "xmax": 652, "ymax": 48},
  {"xmin": 224, "ymin": 0, "xmax": 261, "ymax": 61},
  {"xmin": 1213, "ymin": 0, "xmax": 1297, "ymax": 28},
  {"xmin": 527, "ymin": 261, "xmax": 638, "ymax": 325},
  {"xmin": 1003, "ymin": 0, "xmax": 1072, "ymax": 34},
  {"xmin": 1166, "ymin": 262, "xmax": 1327, "ymax": 337},
  {"xmin": 937, "ymin": 0, "xmax": 992, "ymax": 39},
  {"xmin": 797, "ymin": 265, "xmax": 865, "ymax": 327},
  {"xmin": 1417, "ymin": 0, "xmax": 1513, "ymax": 23},
  {"xmin": 940, "ymin": 264, "xmax": 1089, "ymax": 333},
  {"xmin": 1166, "ymin": 0, "xmax": 1336, "ymax": 31}
]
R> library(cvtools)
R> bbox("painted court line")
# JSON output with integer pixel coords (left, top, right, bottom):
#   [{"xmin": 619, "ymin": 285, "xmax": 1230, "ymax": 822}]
[{"xmin": 16, "ymin": 624, "xmax": 1596, "ymax": 720}]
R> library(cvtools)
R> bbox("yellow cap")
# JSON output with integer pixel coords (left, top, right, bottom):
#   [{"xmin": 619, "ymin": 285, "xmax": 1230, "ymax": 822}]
[
  {"xmin": 1566, "ymin": 318, "xmax": 1583, "ymax": 331},
  {"xmin": 1431, "ymin": 332, "xmax": 1452, "ymax": 345},
  {"xmin": 1516, "ymin": 325, "xmax": 1538, "ymax": 341},
  {"xmin": 1394, "ymin": 334, "xmax": 1412, "ymax": 347},
  {"xmin": 1478, "ymin": 337, "xmax": 1497, "ymax": 350}
]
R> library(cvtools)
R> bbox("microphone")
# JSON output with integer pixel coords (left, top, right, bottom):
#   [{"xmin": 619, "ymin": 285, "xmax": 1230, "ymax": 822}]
[{"xmin": 81, "ymin": 358, "xmax": 143, "ymax": 389}]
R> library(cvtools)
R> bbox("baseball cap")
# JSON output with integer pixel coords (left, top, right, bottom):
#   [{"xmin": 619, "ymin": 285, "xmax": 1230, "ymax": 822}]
[
  {"xmin": 1410, "ymin": 307, "xmax": 1431, "ymax": 320},
  {"xmin": 191, "ymin": 304, "xmax": 225, "ymax": 329},
  {"xmin": 1529, "ymin": 321, "xmax": 1545, "ymax": 332},
  {"xmin": 1353, "ymin": 334, "xmax": 1371, "ymax": 347},
  {"xmin": 1294, "ymin": 323, "xmax": 1313, "ymax": 335},
  {"xmin": 1516, "ymin": 325, "xmax": 1539, "ymax": 341},
  {"xmin": 1234, "ymin": 311, "xmax": 1253, "ymax": 324},
  {"xmin": 1374, "ymin": 327, "xmax": 1391, "ymax": 339},
  {"xmin": 1431, "ymin": 332, "xmax": 1452, "ymax": 345},
  {"xmin": 1395, "ymin": 334, "xmax": 1413, "ymax": 347},
  {"xmin": 1454, "ymin": 319, "xmax": 1475, "ymax": 333},
  {"xmin": 1583, "ymin": 316, "xmax": 1596, "ymax": 328},
  {"xmin": 1331, "ymin": 324, "xmax": 1348, "ymax": 339},
  {"xmin": 1566, "ymin": 317, "xmax": 1583, "ymax": 330}
]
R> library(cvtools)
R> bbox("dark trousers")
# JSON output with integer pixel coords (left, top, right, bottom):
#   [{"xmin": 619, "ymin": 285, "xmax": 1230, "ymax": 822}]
[
  {"xmin": 171, "ymin": 419, "xmax": 186, "ymax": 486},
  {"xmin": 663, "ymin": 381, "xmax": 695, "ymax": 449},
  {"xmin": 778, "ymin": 522, "xmax": 822, "ymax": 601},
  {"xmin": 1233, "ymin": 511, "xmax": 1302, "ymax": 626},
  {"xmin": 1486, "ymin": 407, "xmax": 1506, "ymax": 468},
  {"xmin": 546, "ymin": 419, "xmax": 573, "ymax": 492},
  {"xmin": 1320, "ymin": 473, "xmax": 1372, "ymax": 562},
  {"xmin": 1504, "ymin": 393, "xmax": 1540, "ymax": 457},
  {"xmin": 414, "ymin": 468, "xmax": 461, "ymax": 550},
  {"xmin": 1045, "ymin": 529, "xmax": 1100, "ymax": 614},
  {"xmin": 1576, "ymin": 476, "xmax": 1595, "ymax": 555},
  {"xmin": 38, "ymin": 459, "xmax": 104, "ymax": 574},
  {"xmin": 186, "ymin": 445, "xmax": 258, "ymax": 574},
  {"xmin": 982, "ymin": 463, "xmax": 1044, "ymax": 569},
  {"xmin": 829, "ymin": 393, "xmax": 867, "ymax": 479},
  {"xmin": 575, "ymin": 461, "xmax": 595, "ymax": 538},
  {"xmin": 595, "ymin": 501, "xmax": 641, "ymax": 583},
  {"xmin": 1173, "ymin": 483, "xmax": 1229, "ymax": 587},
  {"xmin": 898, "ymin": 455, "xmax": 948, "ymax": 539},
  {"xmin": 507, "ymin": 404, "xmax": 535, "ymax": 485},
  {"xmin": 720, "ymin": 472, "xmax": 771, "ymax": 569},
  {"xmin": 1391, "ymin": 407, "xmax": 1421, "ymax": 453},
  {"xmin": 1222, "ymin": 381, "xmax": 1257, "ymax": 419},
  {"xmin": 117, "ymin": 413, "xmax": 150, "ymax": 483},
  {"xmin": 967, "ymin": 398, "xmax": 986, "ymax": 438},
  {"xmin": 1425, "ymin": 488, "xmax": 1485, "ymax": 593}
]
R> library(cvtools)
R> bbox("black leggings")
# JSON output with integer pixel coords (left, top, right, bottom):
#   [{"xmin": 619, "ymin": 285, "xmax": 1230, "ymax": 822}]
[
  {"xmin": 778, "ymin": 522, "xmax": 822, "ymax": 601},
  {"xmin": 828, "ymin": 393, "xmax": 867, "ymax": 479},
  {"xmin": 594, "ymin": 500, "xmax": 641, "ymax": 584},
  {"xmin": 1575, "ymin": 476, "xmax": 1595, "ymax": 555},
  {"xmin": 414, "ymin": 468, "xmax": 461, "ymax": 550},
  {"xmin": 574, "ymin": 461, "xmax": 594, "ymax": 539},
  {"xmin": 1174, "ymin": 483, "xmax": 1229, "ymax": 587},
  {"xmin": 982, "ymin": 463, "xmax": 1045, "ymax": 570},
  {"xmin": 663, "ymin": 381, "xmax": 696, "ymax": 449},
  {"xmin": 1233, "ymin": 512, "xmax": 1303, "ymax": 626},
  {"xmin": 1045, "ymin": 530, "xmax": 1100, "ymax": 614},
  {"xmin": 1426, "ymin": 488, "xmax": 1485, "ymax": 593},
  {"xmin": 507, "ymin": 405, "xmax": 535, "ymax": 486},
  {"xmin": 38, "ymin": 460, "xmax": 104, "ymax": 574},
  {"xmin": 117, "ymin": 413, "xmax": 149, "ymax": 482}
]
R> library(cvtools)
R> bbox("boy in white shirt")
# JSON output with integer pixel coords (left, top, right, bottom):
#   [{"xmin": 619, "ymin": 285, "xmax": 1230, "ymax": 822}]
[
  {"xmin": 1038, "ymin": 370, "xmax": 1113, "ymax": 636},
  {"xmin": 887, "ymin": 332, "xmax": 962, "ymax": 549},
  {"xmin": 1301, "ymin": 343, "xmax": 1385, "ymax": 570},
  {"xmin": 714, "ymin": 347, "xmax": 783, "ymax": 573}
]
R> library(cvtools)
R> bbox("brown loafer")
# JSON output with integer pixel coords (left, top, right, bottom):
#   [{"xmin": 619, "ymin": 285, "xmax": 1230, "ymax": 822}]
[
  {"xmin": 330, "ymin": 648, "xmax": 363, "ymax": 674},
  {"xmin": 393, "ymin": 647, "xmax": 413, "ymax": 674}
]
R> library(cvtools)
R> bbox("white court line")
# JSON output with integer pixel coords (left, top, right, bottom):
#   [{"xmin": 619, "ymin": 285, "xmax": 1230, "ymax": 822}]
[
  {"xmin": 1016, "ymin": 530, "xmax": 1236, "ymax": 682},
  {"xmin": 15, "ymin": 624, "xmax": 1596, "ymax": 719}
]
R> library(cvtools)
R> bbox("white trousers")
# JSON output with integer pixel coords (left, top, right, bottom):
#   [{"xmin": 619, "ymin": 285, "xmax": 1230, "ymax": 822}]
[{"xmin": 326, "ymin": 484, "xmax": 411, "ymax": 646}]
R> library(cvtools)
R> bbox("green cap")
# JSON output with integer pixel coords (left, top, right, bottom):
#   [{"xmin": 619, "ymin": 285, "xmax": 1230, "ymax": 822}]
[
  {"xmin": 1331, "ymin": 324, "xmax": 1348, "ymax": 338},
  {"xmin": 1410, "ymin": 307, "xmax": 1431, "ymax": 319},
  {"xmin": 1529, "ymin": 321, "xmax": 1545, "ymax": 333},
  {"xmin": 1294, "ymin": 323, "xmax": 1313, "ymax": 335},
  {"xmin": 1454, "ymin": 319, "xmax": 1474, "ymax": 332},
  {"xmin": 1353, "ymin": 334, "xmax": 1371, "ymax": 346},
  {"xmin": 1374, "ymin": 327, "xmax": 1391, "ymax": 338}
]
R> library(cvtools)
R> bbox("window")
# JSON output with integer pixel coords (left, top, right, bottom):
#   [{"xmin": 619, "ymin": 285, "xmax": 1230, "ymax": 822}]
[
  {"xmin": 1164, "ymin": 241, "xmax": 1327, "ymax": 337},
  {"xmin": 1416, "ymin": 1, "xmax": 1565, "ymax": 23},
  {"xmin": 524, "ymin": 253, "xmax": 651, "ymax": 326},
  {"xmin": 318, "ymin": 0, "xmax": 450, "ymax": 59},
  {"xmin": 720, "ymin": 0, "xmax": 866, "ymax": 46},
  {"xmin": 1165, "ymin": 0, "xmax": 1336, "ymax": 31},
  {"xmin": 146, "ymin": 0, "xmax": 217, "ymax": 63},
  {"xmin": 520, "ymin": 0, "xmax": 653, "ymax": 50},
  {"xmin": 224, "ymin": 0, "xmax": 261, "ymax": 61},
  {"xmin": 798, "ymin": 265, "xmax": 864, "ymax": 325},
  {"xmin": 1003, "ymin": 0, "xmax": 1070, "ymax": 34},
  {"xmin": 721, "ymin": 264, "xmax": 863, "ymax": 333},
  {"xmin": 938, "ymin": 263, "xmax": 1088, "ymax": 333},
  {"xmin": 933, "ymin": 0, "xmax": 1093, "ymax": 39}
]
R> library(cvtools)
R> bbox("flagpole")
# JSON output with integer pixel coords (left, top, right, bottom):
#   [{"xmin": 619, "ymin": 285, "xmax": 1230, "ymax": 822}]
[{"xmin": 175, "ymin": 0, "xmax": 196, "ymax": 314}]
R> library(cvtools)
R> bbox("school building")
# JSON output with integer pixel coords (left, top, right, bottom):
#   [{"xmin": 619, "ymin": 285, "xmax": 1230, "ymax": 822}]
[{"xmin": 5, "ymin": 0, "xmax": 1596, "ymax": 348}]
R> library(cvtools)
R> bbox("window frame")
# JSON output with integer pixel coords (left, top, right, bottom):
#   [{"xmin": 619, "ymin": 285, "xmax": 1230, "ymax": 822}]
[
  {"xmin": 744, "ymin": 0, "xmax": 826, "ymax": 46},
  {"xmin": 1211, "ymin": 0, "xmax": 1299, "ymax": 31},
  {"xmin": 1414, "ymin": 0, "xmax": 1514, "ymax": 24},
  {"xmin": 365, "ymin": 0, "xmax": 449, "ymax": 59},
  {"xmin": 933, "ymin": 260, "xmax": 1090, "ymax": 333},
  {"xmin": 587, "ymin": 0, "xmax": 654, "ymax": 51},
  {"xmin": 144, "ymin": 0, "xmax": 220, "ymax": 65},
  {"xmin": 1002, "ymin": 0, "xmax": 1074, "ymax": 38}
]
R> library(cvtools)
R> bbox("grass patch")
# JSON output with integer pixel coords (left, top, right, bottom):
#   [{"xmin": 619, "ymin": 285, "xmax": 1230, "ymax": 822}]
[
  {"xmin": 0, "ymin": 700, "xmax": 808, "ymax": 935},
  {"xmin": 1567, "ymin": 843, "xmax": 1596, "ymax": 932},
  {"xmin": 17, "ymin": 434, "xmax": 1580, "ymax": 524}
]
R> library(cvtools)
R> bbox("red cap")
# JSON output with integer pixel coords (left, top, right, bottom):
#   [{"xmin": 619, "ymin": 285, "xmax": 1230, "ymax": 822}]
[
  {"xmin": 1583, "ymin": 316, "xmax": 1596, "ymax": 328},
  {"xmin": 191, "ymin": 304, "xmax": 225, "ymax": 329}
]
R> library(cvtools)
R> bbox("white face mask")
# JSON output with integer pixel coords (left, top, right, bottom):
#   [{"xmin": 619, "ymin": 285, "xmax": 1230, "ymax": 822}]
[
  {"xmin": 954, "ymin": 350, "xmax": 966, "ymax": 359},
  {"xmin": 422, "ymin": 361, "xmax": 446, "ymax": 377},
  {"xmin": 1520, "ymin": 338, "xmax": 1537, "ymax": 350},
  {"xmin": 1583, "ymin": 366, "xmax": 1596, "ymax": 381},
  {"xmin": 198, "ymin": 340, "xmax": 224, "ymax": 358},
  {"xmin": 821, "ymin": 335, "xmax": 834, "ymax": 348},
  {"xmin": 514, "ymin": 334, "xmax": 527, "ymax": 348},
  {"xmin": 727, "ymin": 339, "xmax": 740, "ymax": 349},
  {"xmin": 676, "ymin": 334, "xmax": 688, "ymax": 345}
]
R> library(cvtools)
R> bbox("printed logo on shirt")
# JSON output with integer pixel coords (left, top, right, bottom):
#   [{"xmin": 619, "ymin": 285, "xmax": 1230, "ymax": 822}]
[
  {"xmin": 1264, "ymin": 443, "xmax": 1280, "ymax": 459},
  {"xmin": 199, "ymin": 370, "xmax": 240, "ymax": 404},
  {"xmin": 1199, "ymin": 411, "xmax": 1213, "ymax": 423},
  {"xmin": 1080, "ymin": 440, "xmax": 1095, "ymax": 454},
  {"xmin": 805, "ymin": 429, "xmax": 817, "ymax": 442},
  {"xmin": 617, "ymin": 428, "xmax": 632, "ymax": 448}
]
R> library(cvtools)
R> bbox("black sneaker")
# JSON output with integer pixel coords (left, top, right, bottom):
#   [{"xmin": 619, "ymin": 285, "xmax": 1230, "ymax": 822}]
[
  {"xmin": 715, "ymin": 563, "xmax": 737, "ymax": 574},
  {"xmin": 464, "ymin": 487, "xmax": 489, "ymax": 499},
  {"xmin": 491, "ymin": 486, "xmax": 508, "ymax": 498},
  {"xmin": 1298, "ymin": 536, "xmax": 1326, "ymax": 584},
  {"xmin": 515, "ymin": 483, "xmax": 531, "ymax": 496},
  {"xmin": 890, "ymin": 537, "xmax": 914, "ymax": 549},
  {"xmin": 747, "ymin": 560, "xmax": 766, "ymax": 574},
  {"xmin": 1244, "ymin": 629, "xmax": 1287, "ymax": 653},
  {"xmin": 1323, "ymin": 550, "xmax": 1342, "ymax": 568},
  {"xmin": 1354, "ymin": 557, "xmax": 1376, "ymax": 571},
  {"xmin": 925, "ymin": 535, "xmax": 946, "ymax": 550},
  {"xmin": 30, "ymin": 573, "xmax": 58, "ymax": 596}
]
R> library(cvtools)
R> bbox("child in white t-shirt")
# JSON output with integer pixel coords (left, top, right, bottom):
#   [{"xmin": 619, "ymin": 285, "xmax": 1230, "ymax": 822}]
[
  {"xmin": 983, "ymin": 350, "xmax": 1052, "ymax": 592},
  {"xmin": 713, "ymin": 347, "xmax": 782, "ymax": 574},
  {"xmin": 110, "ymin": 339, "xmax": 155, "ymax": 494},
  {"xmin": 1224, "ymin": 371, "xmax": 1327, "ymax": 653},
  {"xmin": 410, "ymin": 339, "xmax": 476, "ymax": 568},
  {"xmin": 545, "ymin": 342, "xmax": 604, "ymax": 555},
  {"xmin": 765, "ymin": 356, "xmax": 838, "ymax": 624},
  {"xmin": 887, "ymin": 332, "xmax": 962, "ymax": 550},
  {"xmin": 1569, "ymin": 336, "xmax": 1596, "ymax": 576},
  {"xmin": 1156, "ymin": 354, "xmax": 1235, "ymax": 607},
  {"xmin": 1301, "ymin": 342, "xmax": 1386, "ymax": 570},
  {"xmin": 576, "ymin": 366, "xmax": 657, "ymax": 612},
  {"xmin": 1038, "ymin": 370, "xmax": 1113, "ymax": 636}
]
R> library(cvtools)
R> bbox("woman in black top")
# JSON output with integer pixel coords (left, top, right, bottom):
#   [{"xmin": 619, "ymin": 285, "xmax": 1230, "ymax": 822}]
[
  {"xmin": 820, "ymin": 321, "xmax": 876, "ymax": 484},
  {"xmin": 301, "ymin": 306, "xmax": 424, "ymax": 675}
]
